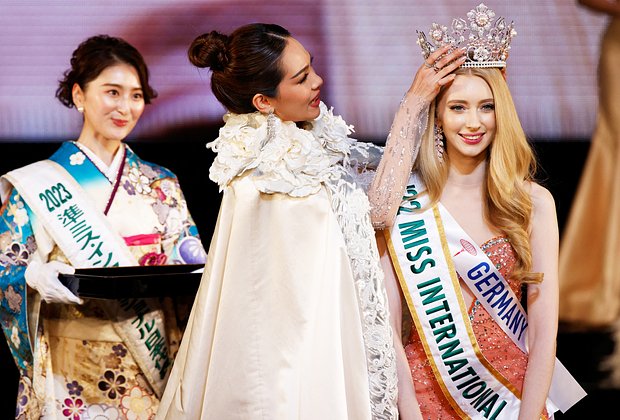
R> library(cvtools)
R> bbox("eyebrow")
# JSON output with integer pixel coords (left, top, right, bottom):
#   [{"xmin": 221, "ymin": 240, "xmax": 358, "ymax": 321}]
[
  {"xmin": 290, "ymin": 53, "xmax": 313, "ymax": 79},
  {"xmin": 101, "ymin": 83, "xmax": 143, "ymax": 90},
  {"xmin": 447, "ymin": 98, "xmax": 494, "ymax": 104},
  {"xmin": 291, "ymin": 65, "xmax": 309, "ymax": 79}
]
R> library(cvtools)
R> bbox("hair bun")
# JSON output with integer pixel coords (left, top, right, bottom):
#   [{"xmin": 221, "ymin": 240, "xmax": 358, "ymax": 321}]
[{"xmin": 188, "ymin": 31, "xmax": 230, "ymax": 71}]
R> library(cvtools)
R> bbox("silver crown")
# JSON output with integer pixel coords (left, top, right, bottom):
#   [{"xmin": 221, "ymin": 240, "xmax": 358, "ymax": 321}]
[{"xmin": 417, "ymin": 3, "xmax": 516, "ymax": 68}]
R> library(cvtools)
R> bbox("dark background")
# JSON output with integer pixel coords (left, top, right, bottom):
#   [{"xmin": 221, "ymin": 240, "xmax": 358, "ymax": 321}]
[{"xmin": 0, "ymin": 136, "xmax": 613, "ymax": 418}]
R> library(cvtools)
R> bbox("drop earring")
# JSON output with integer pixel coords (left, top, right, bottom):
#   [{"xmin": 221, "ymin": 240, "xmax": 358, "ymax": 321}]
[
  {"xmin": 266, "ymin": 109, "xmax": 277, "ymax": 144},
  {"xmin": 434, "ymin": 124, "xmax": 445, "ymax": 163}
]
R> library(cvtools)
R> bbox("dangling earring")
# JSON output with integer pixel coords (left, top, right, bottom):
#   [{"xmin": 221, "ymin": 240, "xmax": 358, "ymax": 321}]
[
  {"xmin": 77, "ymin": 106, "xmax": 84, "ymax": 113},
  {"xmin": 266, "ymin": 109, "xmax": 277, "ymax": 144},
  {"xmin": 434, "ymin": 125, "xmax": 445, "ymax": 163}
]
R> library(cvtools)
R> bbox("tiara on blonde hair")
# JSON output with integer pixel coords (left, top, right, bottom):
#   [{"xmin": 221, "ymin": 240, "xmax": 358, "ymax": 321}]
[{"xmin": 417, "ymin": 3, "xmax": 516, "ymax": 68}]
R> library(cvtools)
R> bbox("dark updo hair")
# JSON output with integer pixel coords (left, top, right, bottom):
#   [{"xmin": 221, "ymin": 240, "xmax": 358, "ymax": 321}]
[
  {"xmin": 188, "ymin": 23, "xmax": 291, "ymax": 114},
  {"xmin": 56, "ymin": 35, "xmax": 157, "ymax": 108}
]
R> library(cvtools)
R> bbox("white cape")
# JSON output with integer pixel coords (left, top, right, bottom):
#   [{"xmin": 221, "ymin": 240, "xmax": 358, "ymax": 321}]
[{"xmin": 157, "ymin": 175, "xmax": 372, "ymax": 420}]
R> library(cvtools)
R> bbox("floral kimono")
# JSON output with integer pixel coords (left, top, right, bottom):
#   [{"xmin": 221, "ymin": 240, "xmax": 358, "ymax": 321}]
[{"xmin": 0, "ymin": 141, "xmax": 206, "ymax": 419}]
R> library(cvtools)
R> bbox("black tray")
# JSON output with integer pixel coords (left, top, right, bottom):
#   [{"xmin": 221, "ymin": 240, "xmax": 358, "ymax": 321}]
[{"xmin": 59, "ymin": 264, "xmax": 204, "ymax": 299}]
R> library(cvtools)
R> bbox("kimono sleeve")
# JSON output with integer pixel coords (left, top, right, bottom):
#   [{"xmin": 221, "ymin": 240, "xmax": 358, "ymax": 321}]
[
  {"xmin": 0, "ymin": 186, "xmax": 37, "ymax": 375},
  {"xmin": 156, "ymin": 175, "xmax": 207, "ymax": 265}
]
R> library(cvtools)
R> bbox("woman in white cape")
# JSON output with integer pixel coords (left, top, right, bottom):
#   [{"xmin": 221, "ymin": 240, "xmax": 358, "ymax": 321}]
[{"xmin": 156, "ymin": 23, "xmax": 463, "ymax": 420}]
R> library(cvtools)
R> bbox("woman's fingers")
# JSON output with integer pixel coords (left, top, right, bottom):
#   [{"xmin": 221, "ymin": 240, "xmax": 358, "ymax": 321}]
[
  {"xmin": 434, "ymin": 47, "xmax": 465, "ymax": 69},
  {"xmin": 425, "ymin": 44, "xmax": 452, "ymax": 64},
  {"xmin": 437, "ymin": 73, "xmax": 457, "ymax": 87},
  {"xmin": 424, "ymin": 46, "xmax": 465, "ymax": 75},
  {"xmin": 436, "ymin": 55, "xmax": 467, "ymax": 78},
  {"xmin": 410, "ymin": 45, "xmax": 466, "ymax": 100}
]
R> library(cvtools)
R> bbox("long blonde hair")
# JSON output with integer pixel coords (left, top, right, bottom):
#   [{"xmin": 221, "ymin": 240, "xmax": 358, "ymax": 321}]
[{"xmin": 416, "ymin": 67, "xmax": 542, "ymax": 284}]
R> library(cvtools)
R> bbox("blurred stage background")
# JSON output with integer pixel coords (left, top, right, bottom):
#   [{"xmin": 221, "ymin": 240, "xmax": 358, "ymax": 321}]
[{"xmin": 0, "ymin": 0, "xmax": 614, "ymax": 417}]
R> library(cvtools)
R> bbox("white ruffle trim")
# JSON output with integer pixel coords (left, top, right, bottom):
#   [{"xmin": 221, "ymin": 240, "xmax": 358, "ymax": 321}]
[{"xmin": 207, "ymin": 102, "xmax": 354, "ymax": 198}]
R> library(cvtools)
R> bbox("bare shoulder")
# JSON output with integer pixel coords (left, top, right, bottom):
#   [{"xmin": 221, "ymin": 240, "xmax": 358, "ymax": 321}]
[
  {"xmin": 525, "ymin": 182, "xmax": 558, "ymax": 232},
  {"xmin": 526, "ymin": 182, "xmax": 556, "ymax": 211}
]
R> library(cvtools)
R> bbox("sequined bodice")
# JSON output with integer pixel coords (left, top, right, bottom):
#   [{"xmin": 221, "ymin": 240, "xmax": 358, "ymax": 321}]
[{"xmin": 405, "ymin": 236, "xmax": 527, "ymax": 419}]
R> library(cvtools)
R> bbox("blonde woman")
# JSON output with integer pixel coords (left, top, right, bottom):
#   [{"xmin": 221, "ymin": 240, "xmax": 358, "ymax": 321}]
[{"xmin": 369, "ymin": 4, "xmax": 585, "ymax": 419}]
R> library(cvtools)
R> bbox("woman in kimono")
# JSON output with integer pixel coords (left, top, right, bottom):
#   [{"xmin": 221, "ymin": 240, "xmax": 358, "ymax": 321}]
[
  {"xmin": 156, "ymin": 23, "xmax": 463, "ymax": 420},
  {"xmin": 369, "ymin": 4, "xmax": 585, "ymax": 419},
  {"xmin": 0, "ymin": 35, "xmax": 206, "ymax": 419}
]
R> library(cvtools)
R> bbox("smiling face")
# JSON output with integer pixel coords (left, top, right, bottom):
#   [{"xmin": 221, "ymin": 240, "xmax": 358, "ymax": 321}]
[
  {"xmin": 436, "ymin": 74, "xmax": 496, "ymax": 167},
  {"xmin": 73, "ymin": 63, "xmax": 145, "ymax": 146},
  {"xmin": 267, "ymin": 37, "xmax": 323, "ymax": 122}
]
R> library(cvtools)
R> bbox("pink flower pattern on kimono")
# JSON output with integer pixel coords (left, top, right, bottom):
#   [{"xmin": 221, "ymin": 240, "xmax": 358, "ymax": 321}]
[
  {"xmin": 139, "ymin": 252, "xmax": 167, "ymax": 266},
  {"xmin": 62, "ymin": 396, "xmax": 85, "ymax": 420}
]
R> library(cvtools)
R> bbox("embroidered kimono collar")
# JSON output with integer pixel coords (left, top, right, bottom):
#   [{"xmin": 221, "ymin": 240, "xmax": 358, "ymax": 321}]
[
  {"xmin": 73, "ymin": 141, "xmax": 125, "ymax": 183},
  {"xmin": 207, "ymin": 102, "xmax": 355, "ymax": 197}
]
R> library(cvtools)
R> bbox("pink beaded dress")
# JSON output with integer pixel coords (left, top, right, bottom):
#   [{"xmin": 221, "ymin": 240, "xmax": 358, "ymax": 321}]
[{"xmin": 404, "ymin": 236, "xmax": 540, "ymax": 419}]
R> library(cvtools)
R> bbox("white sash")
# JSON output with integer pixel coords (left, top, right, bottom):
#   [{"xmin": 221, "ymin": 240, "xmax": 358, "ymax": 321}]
[
  {"xmin": 438, "ymin": 200, "xmax": 586, "ymax": 414},
  {"xmin": 2, "ymin": 160, "xmax": 136, "ymax": 267},
  {"xmin": 1, "ymin": 159, "xmax": 172, "ymax": 396},
  {"xmin": 388, "ymin": 206, "xmax": 522, "ymax": 419},
  {"xmin": 387, "ymin": 174, "xmax": 585, "ymax": 418}
]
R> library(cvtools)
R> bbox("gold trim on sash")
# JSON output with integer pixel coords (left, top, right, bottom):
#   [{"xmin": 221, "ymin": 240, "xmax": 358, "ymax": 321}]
[
  {"xmin": 437, "ymin": 200, "xmax": 585, "ymax": 414},
  {"xmin": 384, "ymin": 229, "xmax": 468, "ymax": 418},
  {"xmin": 385, "ymin": 207, "xmax": 520, "ymax": 420},
  {"xmin": 433, "ymin": 206, "xmax": 520, "ymax": 396}
]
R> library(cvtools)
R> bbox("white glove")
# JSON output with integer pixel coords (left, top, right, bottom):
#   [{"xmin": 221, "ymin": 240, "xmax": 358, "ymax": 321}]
[{"xmin": 25, "ymin": 260, "xmax": 83, "ymax": 305}]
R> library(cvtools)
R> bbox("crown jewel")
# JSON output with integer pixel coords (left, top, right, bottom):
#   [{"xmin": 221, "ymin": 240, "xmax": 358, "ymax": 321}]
[{"xmin": 417, "ymin": 3, "xmax": 516, "ymax": 68}]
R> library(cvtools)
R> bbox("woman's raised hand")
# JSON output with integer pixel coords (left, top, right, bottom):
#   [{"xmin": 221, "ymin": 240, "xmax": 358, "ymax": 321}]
[{"xmin": 407, "ymin": 44, "xmax": 466, "ymax": 103}]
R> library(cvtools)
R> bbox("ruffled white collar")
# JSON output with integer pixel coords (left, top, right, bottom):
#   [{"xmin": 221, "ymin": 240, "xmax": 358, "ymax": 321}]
[{"xmin": 207, "ymin": 102, "xmax": 354, "ymax": 197}]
